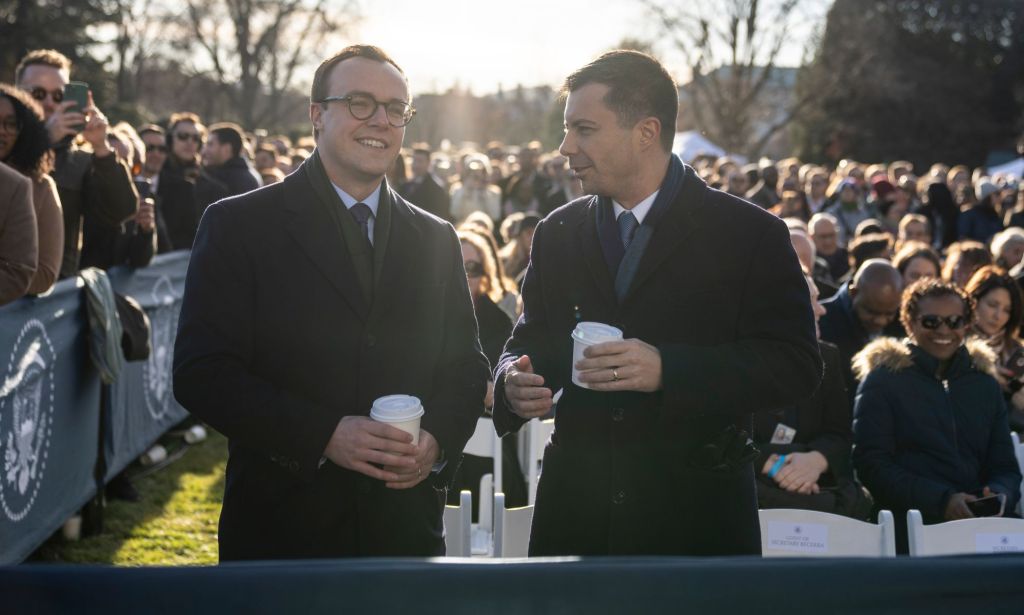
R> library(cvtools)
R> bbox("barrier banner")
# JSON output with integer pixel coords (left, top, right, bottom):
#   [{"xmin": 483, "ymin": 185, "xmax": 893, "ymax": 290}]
[
  {"xmin": 0, "ymin": 278, "xmax": 102, "ymax": 564},
  {"xmin": 104, "ymin": 252, "xmax": 191, "ymax": 480}
]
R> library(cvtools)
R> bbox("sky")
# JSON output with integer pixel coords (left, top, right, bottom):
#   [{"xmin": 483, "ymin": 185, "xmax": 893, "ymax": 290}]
[{"xmin": 353, "ymin": 0, "xmax": 827, "ymax": 96}]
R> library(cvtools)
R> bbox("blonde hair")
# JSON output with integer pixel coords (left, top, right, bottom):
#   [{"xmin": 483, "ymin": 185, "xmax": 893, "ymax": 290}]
[{"xmin": 458, "ymin": 230, "xmax": 505, "ymax": 304}]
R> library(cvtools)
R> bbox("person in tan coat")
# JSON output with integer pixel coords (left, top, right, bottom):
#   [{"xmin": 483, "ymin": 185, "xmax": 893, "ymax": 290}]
[
  {"xmin": 0, "ymin": 83, "xmax": 62, "ymax": 294},
  {"xmin": 0, "ymin": 161, "xmax": 37, "ymax": 305}
]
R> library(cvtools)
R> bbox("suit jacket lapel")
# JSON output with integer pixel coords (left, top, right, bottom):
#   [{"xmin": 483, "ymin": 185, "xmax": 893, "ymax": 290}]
[
  {"xmin": 578, "ymin": 198, "xmax": 618, "ymax": 308},
  {"xmin": 283, "ymin": 166, "xmax": 370, "ymax": 319},
  {"xmin": 369, "ymin": 191, "xmax": 423, "ymax": 326},
  {"xmin": 620, "ymin": 173, "xmax": 701, "ymax": 305}
]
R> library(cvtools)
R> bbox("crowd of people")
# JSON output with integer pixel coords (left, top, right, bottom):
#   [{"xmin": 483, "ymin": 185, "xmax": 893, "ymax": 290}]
[{"xmin": 3, "ymin": 44, "xmax": 1024, "ymax": 557}]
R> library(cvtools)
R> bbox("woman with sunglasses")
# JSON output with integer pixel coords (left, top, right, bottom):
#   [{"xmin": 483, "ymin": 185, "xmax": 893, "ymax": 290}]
[
  {"xmin": 0, "ymin": 83, "xmax": 63, "ymax": 295},
  {"xmin": 965, "ymin": 266, "xmax": 1024, "ymax": 430},
  {"xmin": 447, "ymin": 230, "xmax": 527, "ymax": 515},
  {"xmin": 852, "ymin": 278, "xmax": 1021, "ymax": 553}
]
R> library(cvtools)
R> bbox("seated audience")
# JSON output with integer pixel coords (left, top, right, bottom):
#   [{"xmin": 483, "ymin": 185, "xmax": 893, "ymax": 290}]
[
  {"xmin": 892, "ymin": 241, "xmax": 941, "ymax": 287},
  {"xmin": 755, "ymin": 272, "xmax": 871, "ymax": 519},
  {"xmin": 942, "ymin": 240, "xmax": 992, "ymax": 288},
  {"xmin": 820, "ymin": 260, "xmax": 904, "ymax": 407},
  {"xmin": 853, "ymin": 279, "xmax": 1021, "ymax": 553},
  {"xmin": 966, "ymin": 266, "xmax": 1024, "ymax": 430}
]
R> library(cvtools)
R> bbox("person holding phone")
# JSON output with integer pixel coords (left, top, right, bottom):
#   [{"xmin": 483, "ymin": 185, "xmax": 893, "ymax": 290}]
[
  {"xmin": 965, "ymin": 265, "xmax": 1024, "ymax": 430},
  {"xmin": 14, "ymin": 49, "xmax": 137, "ymax": 279},
  {"xmin": 852, "ymin": 278, "xmax": 1021, "ymax": 553}
]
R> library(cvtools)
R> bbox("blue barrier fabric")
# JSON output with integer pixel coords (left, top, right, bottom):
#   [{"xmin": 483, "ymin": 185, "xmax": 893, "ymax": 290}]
[
  {"xmin": 0, "ymin": 278, "xmax": 102, "ymax": 565},
  {"xmin": 104, "ymin": 252, "xmax": 190, "ymax": 481},
  {"xmin": 1, "ymin": 556, "xmax": 1024, "ymax": 614}
]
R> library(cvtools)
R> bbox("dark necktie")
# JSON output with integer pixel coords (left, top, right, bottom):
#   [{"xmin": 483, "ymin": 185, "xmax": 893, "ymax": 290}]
[
  {"xmin": 618, "ymin": 211, "xmax": 638, "ymax": 251},
  {"xmin": 349, "ymin": 202, "xmax": 373, "ymax": 247}
]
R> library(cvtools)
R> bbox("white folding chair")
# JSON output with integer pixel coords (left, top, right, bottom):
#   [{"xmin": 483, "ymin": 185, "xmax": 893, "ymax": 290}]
[
  {"xmin": 520, "ymin": 418, "xmax": 555, "ymax": 505},
  {"xmin": 463, "ymin": 417, "xmax": 502, "ymax": 555},
  {"xmin": 442, "ymin": 490, "xmax": 472, "ymax": 557},
  {"xmin": 907, "ymin": 509, "xmax": 1024, "ymax": 556},
  {"xmin": 493, "ymin": 492, "xmax": 534, "ymax": 558},
  {"xmin": 1012, "ymin": 432, "xmax": 1024, "ymax": 515},
  {"xmin": 759, "ymin": 509, "xmax": 896, "ymax": 557}
]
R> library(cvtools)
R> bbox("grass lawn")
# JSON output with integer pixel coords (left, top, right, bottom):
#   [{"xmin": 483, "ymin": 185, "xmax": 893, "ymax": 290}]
[{"xmin": 30, "ymin": 430, "xmax": 228, "ymax": 566}]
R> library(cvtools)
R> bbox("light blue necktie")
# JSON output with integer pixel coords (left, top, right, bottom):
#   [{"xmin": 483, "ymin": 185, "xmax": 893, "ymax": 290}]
[{"xmin": 618, "ymin": 211, "xmax": 639, "ymax": 251}]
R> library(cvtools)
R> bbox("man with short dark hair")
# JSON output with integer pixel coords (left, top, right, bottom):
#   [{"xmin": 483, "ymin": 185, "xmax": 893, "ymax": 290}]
[
  {"xmin": 494, "ymin": 50, "xmax": 821, "ymax": 556},
  {"xmin": 202, "ymin": 122, "xmax": 261, "ymax": 199},
  {"xmin": 398, "ymin": 143, "xmax": 450, "ymax": 220},
  {"xmin": 15, "ymin": 49, "xmax": 137, "ymax": 278},
  {"xmin": 174, "ymin": 45, "xmax": 488, "ymax": 560},
  {"xmin": 820, "ymin": 259, "xmax": 904, "ymax": 407}
]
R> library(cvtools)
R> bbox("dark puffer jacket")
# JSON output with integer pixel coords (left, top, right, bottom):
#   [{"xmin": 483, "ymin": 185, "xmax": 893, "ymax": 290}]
[{"xmin": 852, "ymin": 338, "xmax": 1021, "ymax": 528}]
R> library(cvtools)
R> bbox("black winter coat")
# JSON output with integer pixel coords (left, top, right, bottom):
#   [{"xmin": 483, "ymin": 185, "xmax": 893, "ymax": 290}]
[
  {"xmin": 493, "ymin": 163, "xmax": 822, "ymax": 556},
  {"xmin": 853, "ymin": 338, "xmax": 1021, "ymax": 550}
]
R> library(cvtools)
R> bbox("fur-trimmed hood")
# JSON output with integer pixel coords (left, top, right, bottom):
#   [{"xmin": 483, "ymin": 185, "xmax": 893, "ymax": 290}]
[{"xmin": 852, "ymin": 337, "xmax": 999, "ymax": 381}]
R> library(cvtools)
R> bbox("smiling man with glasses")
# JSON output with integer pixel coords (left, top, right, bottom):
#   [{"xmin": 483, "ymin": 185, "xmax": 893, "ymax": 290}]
[
  {"xmin": 174, "ymin": 44, "xmax": 489, "ymax": 561},
  {"xmin": 14, "ymin": 49, "xmax": 137, "ymax": 279}
]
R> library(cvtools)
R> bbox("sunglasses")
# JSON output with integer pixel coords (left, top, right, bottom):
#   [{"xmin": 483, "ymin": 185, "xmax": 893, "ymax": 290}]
[
  {"xmin": 917, "ymin": 314, "xmax": 967, "ymax": 331},
  {"xmin": 175, "ymin": 132, "xmax": 202, "ymax": 143},
  {"xmin": 146, "ymin": 143, "xmax": 168, "ymax": 153},
  {"xmin": 464, "ymin": 260, "xmax": 484, "ymax": 278},
  {"xmin": 30, "ymin": 87, "xmax": 64, "ymax": 103}
]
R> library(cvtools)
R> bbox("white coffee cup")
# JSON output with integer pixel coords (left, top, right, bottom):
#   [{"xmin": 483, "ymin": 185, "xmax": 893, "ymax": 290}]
[
  {"xmin": 571, "ymin": 322, "xmax": 624, "ymax": 389},
  {"xmin": 370, "ymin": 395, "xmax": 425, "ymax": 445}
]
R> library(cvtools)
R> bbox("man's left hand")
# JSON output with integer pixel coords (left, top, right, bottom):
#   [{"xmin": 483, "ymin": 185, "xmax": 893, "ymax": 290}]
[
  {"xmin": 575, "ymin": 339, "xmax": 662, "ymax": 393},
  {"xmin": 384, "ymin": 429, "xmax": 441, "ymax": 490},
  {"xmin": 81, "ymin": 92, "xmax": 112, "ymax": 157}
]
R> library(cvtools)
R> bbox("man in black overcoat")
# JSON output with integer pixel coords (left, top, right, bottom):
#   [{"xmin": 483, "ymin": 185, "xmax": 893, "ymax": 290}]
[
  {"xmin": 173, "ymin": 45, "xmax": 489, "ymax": 560},
  {"xmin": 494, "ymin": 50, "xmax": 822, "ymax": 556}
]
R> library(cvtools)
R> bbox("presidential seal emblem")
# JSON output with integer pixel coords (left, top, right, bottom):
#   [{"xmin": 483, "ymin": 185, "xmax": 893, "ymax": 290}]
[
  {"xmin": 0, "ymin": 319, "xmax": 56, "ymax": 522},
  {"xmin": 142, "ymin": 276, "xmax": 178, "ymax": 420}
]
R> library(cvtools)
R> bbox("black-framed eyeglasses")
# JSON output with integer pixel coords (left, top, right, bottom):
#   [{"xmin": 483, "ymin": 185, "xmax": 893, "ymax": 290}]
[
  {"xmin": 317, "ymin": 93, "xmax": 415, "ymax": 127},
  {"xmin": 175, "ymin": 132, "xmax": 202, "ymax": 144},
  {"xmin": 30, "ymin": 87, "xmax": 63, "ymax": 103},
  {"xmin": 464, "ymin": 260, "xmax": 484, "ymax": 278},
  {"xmin": 917, "ymin": 314, "xmax": 967, "ymax": 331},
  {"xmin": 0, "ymin": 117, "xmax": 20, "ymax": 134}
]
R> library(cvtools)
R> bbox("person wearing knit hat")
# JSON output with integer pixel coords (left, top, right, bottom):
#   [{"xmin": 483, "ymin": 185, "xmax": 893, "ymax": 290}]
[
  {"xmin": 976, "ymin": 178, "xmax": 999, "ymax": 204},
  {"xmin": 958, "ymin": 177, "xmax": 1004, "ymax": 244},
  {"xmin": 824, "ymin": 177, "xmax": 877, "ymax": 245}
]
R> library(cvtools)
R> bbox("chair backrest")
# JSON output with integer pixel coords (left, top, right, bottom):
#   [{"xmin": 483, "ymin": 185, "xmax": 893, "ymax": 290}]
[
  {"xmin": 759, "ymin": 508, "xmax": 896, "ymax": 557},
  {"xmin": 1012, "ymin": 432, "xmax": 1024, "ymax": 515},
  {"xmin": 525, "ymin": 418, "xmax": 555, "ymax": 505},
  {"xmin": 463, "ymin": 417, "xmax": 502, "ymax": 522},
  {"xmin": 442, "ymin": 490, "xmax": 472, "ymax": 557},
  {"xmin": 493, "ymin": 492, "xmax": 534, "ymax": 558},
  {"xmin": 907, "ymin": 509, "xmax": 1024, "ymax": 556}
]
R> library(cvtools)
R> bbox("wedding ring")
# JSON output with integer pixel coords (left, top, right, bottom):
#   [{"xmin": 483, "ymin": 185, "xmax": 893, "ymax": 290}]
[{"xmin": 612, "ymin": 369, "xmax": 619, "ymax": 381}]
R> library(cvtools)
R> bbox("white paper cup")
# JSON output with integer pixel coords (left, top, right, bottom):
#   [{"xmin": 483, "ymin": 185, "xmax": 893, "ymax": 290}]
[
  {"xmin": 571, "ymin": 322, "xmax": 624, "ymax": 389},
  {"xmin": 370, "ymin": 395, "xmax": 425, "ymax": 445}
]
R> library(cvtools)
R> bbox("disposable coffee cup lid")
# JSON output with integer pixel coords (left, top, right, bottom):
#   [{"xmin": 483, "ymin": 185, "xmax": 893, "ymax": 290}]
[
  {"xmin": 370, "ymin": 395, "xmax": 424, "ymax": 422},
  {"xmin": 571, "ymin": 322, "xmax": 623, "ymax": 344}
]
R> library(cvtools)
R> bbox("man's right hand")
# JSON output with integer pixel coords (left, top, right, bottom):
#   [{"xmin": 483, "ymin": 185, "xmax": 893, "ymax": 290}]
[
  {"xmin": 944, "ymin": 492, "xmax": 977, "ymax": 521},
  {"xmin": 323, "ymin": 416, "xmax": 417, "ymax": 481},
  {"xmin": 45, "ymin": 101, "xmax": 85, "ymax": 145},
  {"xmin": 503, "ymin": 355, "xmax": 553, "ymax": 419}
]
